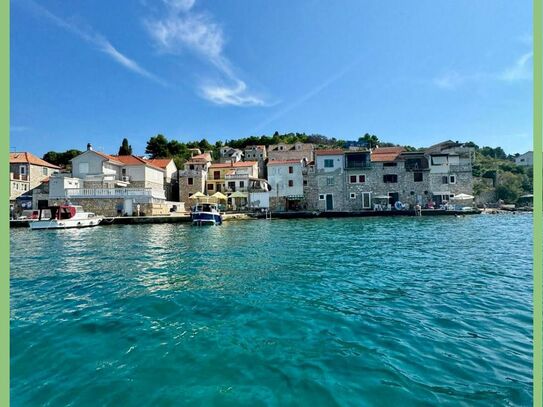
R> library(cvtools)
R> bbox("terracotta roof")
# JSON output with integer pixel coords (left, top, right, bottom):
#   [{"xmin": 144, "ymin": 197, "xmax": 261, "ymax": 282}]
[
  {"xmin": 371, "ymin": 147, "xmax": 405, "ymax": 162},
  {"xmin": 111, "ymin": 155, "xmax": 163, "ymax": 171},
  {"xmin": 315, "ymin": 149, "xmax": 344, "ymax": 156},
  {"xmin": 267, "ymin": 159, "xmax": 303, "ymax": 165},
  {"xmin": 146, "ymin": 158, "xmax": 174, "ymax": 169},
  {"xmin": 190, "ymin": 153, "xmax": 212, "ymax": 162},
  {"xmin": 209, "ymin": 161, "xmax": 257, "ymax": 168},
  {"xmin": 89, "ymin": 151, "xmax": 125, "ymax": 165},
  {"xmin": 10, "ymin": 152, "xmax": 61, "ymax": 169}
]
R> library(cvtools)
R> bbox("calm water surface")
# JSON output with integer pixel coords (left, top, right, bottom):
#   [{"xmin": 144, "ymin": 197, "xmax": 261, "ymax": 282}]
[{"xmin": 11, "ymin": 215, "xmax": 532, "ymax": 406}]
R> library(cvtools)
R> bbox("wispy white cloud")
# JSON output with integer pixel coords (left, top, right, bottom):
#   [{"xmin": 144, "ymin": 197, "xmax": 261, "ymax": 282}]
[
  {"xmin": 19, "ymin": 0, "xmax": 166, "ymax": 86},
  {"xmin": 434, "ymin": 51, "xmax": 533, "ymax": 90},
  {"xmin": 499, "ymin": 52, "xmax": 533, "ymax": 82},
  {"xmin": 145, "ymin": 0, "xmax": 266, "ymax": 106}
]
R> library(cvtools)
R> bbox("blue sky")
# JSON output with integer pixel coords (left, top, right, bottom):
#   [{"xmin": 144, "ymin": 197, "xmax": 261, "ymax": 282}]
[{"xmin": 11, "ymin": 0, "xmax": 533, "ymax": 156}]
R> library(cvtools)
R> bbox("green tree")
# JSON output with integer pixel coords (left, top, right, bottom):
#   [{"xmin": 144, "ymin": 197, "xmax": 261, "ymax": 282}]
[
  {"xmin": 118, "ymin": 138, "xmax": 132, "ymax": 155},
  {"xmin": 145, "ymin": 134, "xmax": 169, "ymax": 158},
  {"xmin": 43, "ymin": 149, "xmax": 82, "ymax": 168},
  {"xmin": 358, "ymin": 133, "xmax": 380, "ymax": 149}
]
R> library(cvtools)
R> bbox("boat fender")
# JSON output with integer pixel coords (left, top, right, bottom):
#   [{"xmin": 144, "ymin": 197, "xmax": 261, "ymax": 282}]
[{"xmin": 394, "ymin": 201, "xmax": 404, "ymax": 210}]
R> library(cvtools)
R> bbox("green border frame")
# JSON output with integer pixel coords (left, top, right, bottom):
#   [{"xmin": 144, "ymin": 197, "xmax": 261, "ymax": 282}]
[
  {"xmin": 0, "ymin": 2, "xmax": 541, "ymax": 407},
  {"xmin": 1, "ymin": 0, "xmax": 8, "ymax": 406},
  {"xmin": 535, "ymin": 1, "xmax": 542, "ymax": 406}
]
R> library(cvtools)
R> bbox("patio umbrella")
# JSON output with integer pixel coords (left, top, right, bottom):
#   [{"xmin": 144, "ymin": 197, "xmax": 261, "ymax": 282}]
[
  {"xmin": 451, "ymin": 193, "xmax": 474, "ymax": 200},
  {"xmin": 229, "ymin": 191, "xmax": 248, "ymax": 199},
  {"xmin": 189, "ymin": 191, "xmax": 206, "ymax": 199},
  {"xmin": 211, "ymin": 191, "xmax": 228, "ymax": 201},
  {"xmin": 520, "ymin": 194, "xmax": 534, "ymax": 199}
]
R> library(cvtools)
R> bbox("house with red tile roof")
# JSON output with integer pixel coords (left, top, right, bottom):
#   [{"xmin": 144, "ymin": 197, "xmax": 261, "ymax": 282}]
[
  {"xmin": 10, "ymin": 152, "xmax": 60, "ymax": 205},
  {"xmin": 46, "ymin": 144, "xmax": 177, "ymax": 216},
  {"xmin": 207, "ymin": 161, "xmax": 258, "ymax": 195}
]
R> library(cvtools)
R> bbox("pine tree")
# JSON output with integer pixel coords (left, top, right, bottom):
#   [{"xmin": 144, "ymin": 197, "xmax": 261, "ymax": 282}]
[{"xmin": 118, "ymin": 138, "xmax": 132, "ymax": 155}]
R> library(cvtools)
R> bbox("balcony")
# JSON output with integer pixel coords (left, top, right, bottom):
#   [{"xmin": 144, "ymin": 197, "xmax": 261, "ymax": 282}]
[
  {"xmin": 10, "ymin": 173, "xmax": 29, "ymax": 181},
  {"xmin": 344, "ymin": 163, "xmax": 372, "ymax": 170},
  {"xmin": 65, "ymin": 187, "xmax": 166, "ymax": 200}
]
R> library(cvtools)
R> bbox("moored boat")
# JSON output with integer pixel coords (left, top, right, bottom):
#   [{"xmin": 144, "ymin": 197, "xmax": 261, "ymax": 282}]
[
  {"xmin": 191, "ymin": 203, "xmax": 222, "ymax": 226},
  {"xmin": 30, "ymin": 204, "xmax": 103, "ymax": 230}
]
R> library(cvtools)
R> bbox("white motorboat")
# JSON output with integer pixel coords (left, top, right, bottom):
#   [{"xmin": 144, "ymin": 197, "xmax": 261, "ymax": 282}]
[
  {"xmin": 191, "ymin": 203, "xmax": 223, "ymax": 226},
  {"xmin": 30, "ymin": 204, "xmax": 103, "ymax": 230}
]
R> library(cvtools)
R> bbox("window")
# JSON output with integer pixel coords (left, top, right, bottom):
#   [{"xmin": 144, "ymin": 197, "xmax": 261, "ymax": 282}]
[
  {"xmin": 214, "ymin": 171, "xmax": 220, "ymax": 180},
  {"xmin": 350, "ymin": 175, "xmax": 366, "ymax": 184},
  {"xmin": 414, "ymin": 172, "xmax": 423, "ymax": 182},
  {"xmin": 42, "ymin": 167, "xmax": 48, "ymax": 175},
  {"xmin": 78, "ymin": 162, "xmax": 89, "ymax": 174},
  {"xmin": 326, "ymin": 177, "xmax": 335, "ymax": 186},
  {"xmin": 189, "ymin": 164, "xmax": 194, "ymax": 170},
  {"xmin": 319, "ymin": 194, "xmax": 325, "ymax": 200},
  {"xmin": 228, "ymin": 182, "xmax": 235, "ymax": 189},
  {"xmin": 324, "ymin": 159, "xmax": 334, "ymax": 168},
  {"xmin": 188, "ymin": 177, "xmax": 193, "ymax": 185},
  {"xmin": 449, "ymin": 175, "xmax": 456, "ymax": 184},
  {"xmin": 383, "ymin": 174, "xmax": 398, "ymax": 183},
  {"xmin": 19, "ymin": 165, "xmax": 26, "ymax": 175},
  {"xmin": 442, "ymin": 176, "xmax": 449, "ymax": 184},
  {"xmin": 350, "ymin": 193, "xmax": 357, "ymax": 199},
  {"xmin": 288, "ymin": 180, "xmax": 294, "ymax": 187},
  {"xmin": 240, "ymin": 181, "xmax": 245, "ymax": 188},
  {"xmin": 303, "ymin": 180, "xmax": 307, "ymax": 186},
  {"xmin": 383, "ymin": 162, "xmax": 397, "ymax": 167},
  {"xmin": 208, "ymin": 183, "xmax": 214, "ymax": 190},
  {"xmin": 289, "ymin": 166, "xmax": 293, "ymax": 174}
]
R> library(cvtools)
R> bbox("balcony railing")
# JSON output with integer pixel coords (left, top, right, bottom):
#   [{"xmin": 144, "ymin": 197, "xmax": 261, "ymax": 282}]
[
  {"xmin": 10, "ymin": 173, "xmax": 29, "ymax": 181},
  {"xmin": 65, "ymin": 187, "xmax": 166, "ymax": 200},
  {"xmin": 345, "ymin": 163, "xmax": 373, "ymax": 170}
]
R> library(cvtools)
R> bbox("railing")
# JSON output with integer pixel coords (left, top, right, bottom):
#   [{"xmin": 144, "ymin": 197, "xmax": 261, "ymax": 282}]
[
  {"xmin": 65, "ymin": 188, "xmax": 166, "ymax": 199},
  {"xmin": 345, "ymin": 163, "xmax": 372, "ymax": 170},
  {"xmin": 10, "ymin": 173, "xmax": 29, "ymax": 181},
  {"xmin": 225, "ymin": 173, "xmax": 249, "ymax": 180}
]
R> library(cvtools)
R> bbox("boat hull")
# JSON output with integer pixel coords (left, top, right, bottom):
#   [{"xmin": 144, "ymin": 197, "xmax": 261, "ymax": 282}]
[
  {"xmin": 30, "ymin": 218, "xmax": 103, "ymax": 230},
  {"xmin": 191, "ymin": 212, "xmax": 222, "ymax": 226}
]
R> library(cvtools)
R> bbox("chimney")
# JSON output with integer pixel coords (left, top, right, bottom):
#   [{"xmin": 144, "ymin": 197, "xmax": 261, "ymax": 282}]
[{"xmin": 87, "ymin": 143, "xmax": 93, "ymax": 151}]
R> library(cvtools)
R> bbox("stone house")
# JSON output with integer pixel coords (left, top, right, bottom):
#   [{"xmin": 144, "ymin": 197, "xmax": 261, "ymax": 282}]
[
  {"xmin": 268, "ymin": 142, "xmax": 314, "ymax": 162},
  {"xmin": 244, "ymin": 145, "xmax": 267, "ymax": 178},
  {"xmin": 306, "ymin": 149, "xmax": 346, "ymax": 211},
  {"xmin": 515, "ymin": 151, "xmax": 533, "ymax": 167},
  {"xmin": 304, "ymin": 142, "xmax": 474, "ymax": 212},
  {"xmin": 10, "ymin": 152, "xmax": 60, "ymax": 209},
  {"xmin": 267, "ymin": 159, "xmax": 306, "ymax": 211},
  {"xmin": 178, "ymin": 152, "xmax": 212, "ymax": 203}
]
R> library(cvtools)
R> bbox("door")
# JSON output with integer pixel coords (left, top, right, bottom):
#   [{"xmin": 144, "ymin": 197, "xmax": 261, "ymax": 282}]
[
  {"xmin": 124, "ymin": 198, "xmax": 133, "ymax": 216},
  {"xmin": 325, "ymin": 194, "xmax": 334, "ymax": 211},
  {"xmin": 388, "ymin": 192, "xmax": 399, "ymax": 207},
  {"xmin": 362, "ymin": 192, "xmax": 371, "ymax": 209}
]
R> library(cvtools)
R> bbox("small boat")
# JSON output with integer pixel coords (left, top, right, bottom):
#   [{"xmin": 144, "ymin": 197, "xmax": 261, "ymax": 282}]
[
  {"xmin": 191, "ymin": 203, "xmax": 222, "ymax": 226},
  {"xmin": 30, "ymin": 204, "xmax": 103, "ymax": 230}
]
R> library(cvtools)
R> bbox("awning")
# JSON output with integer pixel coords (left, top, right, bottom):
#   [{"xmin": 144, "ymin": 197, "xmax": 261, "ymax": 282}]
[
  {"xmin": 189, "ymin": 191, "xmax": 207, "ymax": 199},
  {"xmin": 451, "ymin": 193, "xmax": 474, "ymax": 200},
  {"xmin": 286, "ymin": 195, "xmax": 304, "ymax": 200}
]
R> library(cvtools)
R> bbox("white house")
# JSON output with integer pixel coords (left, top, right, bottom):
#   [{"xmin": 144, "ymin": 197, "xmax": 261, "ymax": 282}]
[{"xmin": 267, "ymin": 159, "xmax": 305, "ymax": 211}]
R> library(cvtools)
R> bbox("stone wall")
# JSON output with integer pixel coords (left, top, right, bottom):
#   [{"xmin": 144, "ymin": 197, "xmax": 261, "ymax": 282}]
[{"xmin": 48, "ymin": 198, "xmax": 170, "ymax": 217}]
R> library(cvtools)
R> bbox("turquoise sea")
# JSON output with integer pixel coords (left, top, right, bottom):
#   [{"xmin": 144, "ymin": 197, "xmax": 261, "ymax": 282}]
[{"xmin": 11, "ymin": 214, "xmax": 532, "ymax": 406}]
